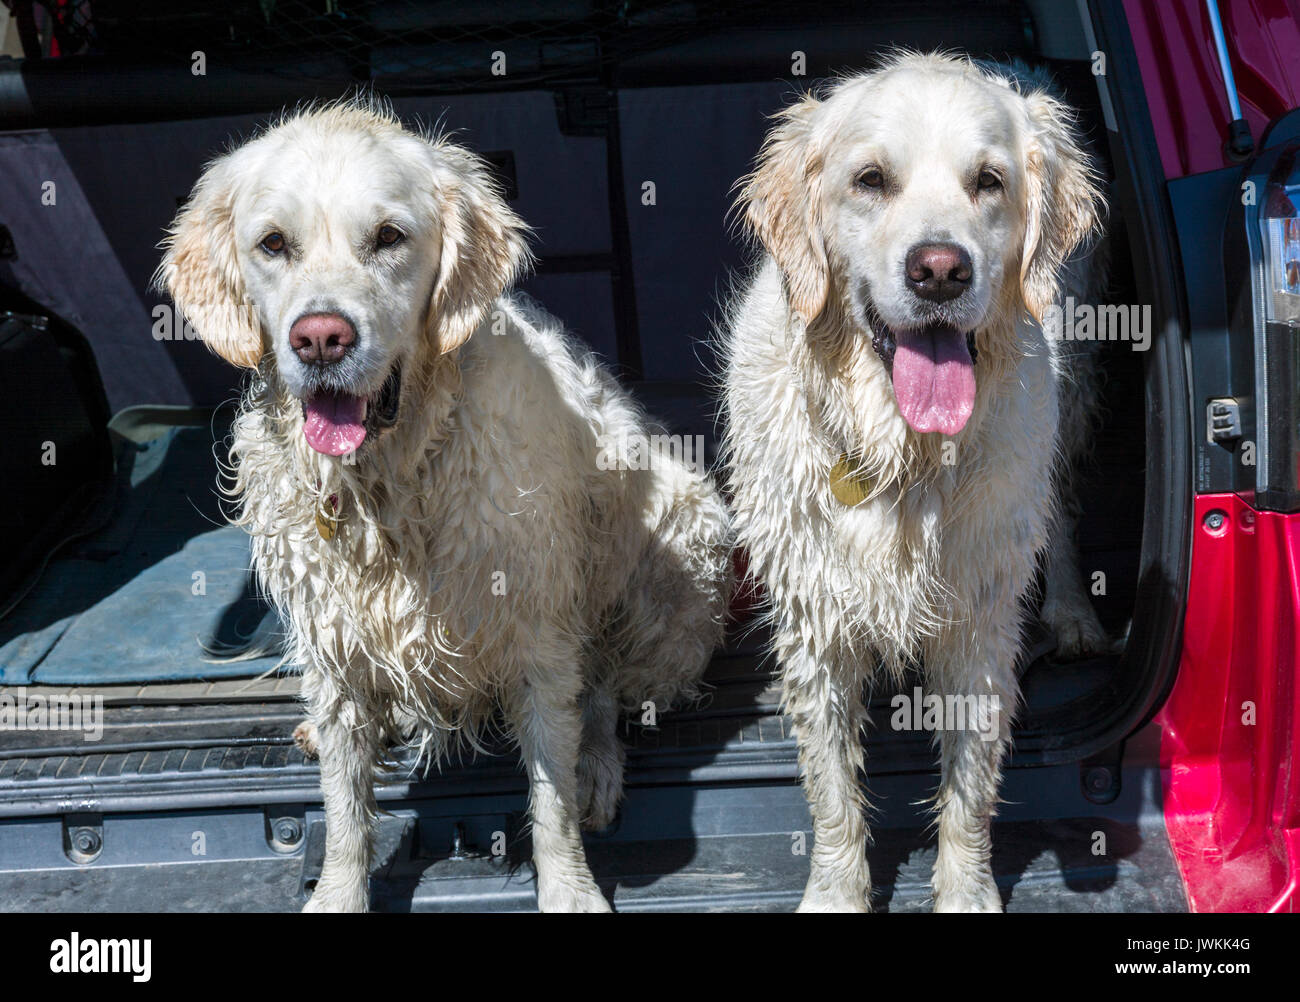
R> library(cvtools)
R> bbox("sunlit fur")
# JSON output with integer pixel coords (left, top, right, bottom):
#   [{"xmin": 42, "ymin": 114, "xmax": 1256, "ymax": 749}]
[
  {"xmin": 721, "ymin": 52, "xmax": 1105, "ymax": 912},
  {"xmin": 158, "ymin": 99, "xmax": 732, "ymax": 913}
]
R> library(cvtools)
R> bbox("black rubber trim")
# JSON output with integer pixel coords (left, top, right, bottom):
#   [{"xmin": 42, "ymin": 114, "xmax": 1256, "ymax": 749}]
[
  {"xmin": 602, "ymin": 87, "xmax": 644, "ymax": 379},
  {"xmin": 1009, "ymin": 0, "xmax": 1193, "ymax": 764}
]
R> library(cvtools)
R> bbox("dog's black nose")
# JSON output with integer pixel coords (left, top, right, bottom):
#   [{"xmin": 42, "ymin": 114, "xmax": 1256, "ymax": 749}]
[
  {"xmin": 905, "ymin": 243, "xmax": 972, "ymax": 304},
  {"xmin": 290, "ymin": 313, "xmax": 356, "ymax": 365}
]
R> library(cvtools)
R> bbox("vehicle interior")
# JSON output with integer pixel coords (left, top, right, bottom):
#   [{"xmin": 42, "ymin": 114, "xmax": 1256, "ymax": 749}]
[{"xmin": 0, "ymin": 0, "xmax": 1189, "ymax": 911}]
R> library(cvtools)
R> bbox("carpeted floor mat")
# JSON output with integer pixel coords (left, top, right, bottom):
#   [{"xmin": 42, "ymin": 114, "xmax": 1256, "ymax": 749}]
[{"xmin": 0, "ymin": 407, "xmax": 284, "ymax": 684}]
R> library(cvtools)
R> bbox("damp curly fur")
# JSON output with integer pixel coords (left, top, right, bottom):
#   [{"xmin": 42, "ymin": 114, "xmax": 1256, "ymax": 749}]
[
  {"xmin": 158, "ymin": 98, "xmax": 732, "ymax": 912},
  {"xmin": 720, "ymin": 51, "xmax": 1109, "ymax": 913}
]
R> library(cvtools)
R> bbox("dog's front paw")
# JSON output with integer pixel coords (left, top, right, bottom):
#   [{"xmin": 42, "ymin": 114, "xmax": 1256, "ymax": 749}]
[
  {"xmin": 293, "ymin": 720, "xmax": 319, "ymax": 759},
  {"xmin": 1041, "ymin": 598, "xmax": 1109, "ymax": 660},
  {"xmin": 796, "ymin": 875, "xmax": 871, "ymax": 913},
  {"xmin": 577, "ymin": 750, "xmax": 624, "ymax": 832},
  {"xmin": 932, "ymin": 873, "xmax": 1003, "ymax": 913},
  {"xmin": 796, "ymin": 891, "xmax": 871, "ymax": 913},
  {"xmin": 302, "ymin": 884, "xmax": 369, "ymax": 913},
  {"xmin": 536, "ymin": 877, "xmax": 612, "ymax": 913}
]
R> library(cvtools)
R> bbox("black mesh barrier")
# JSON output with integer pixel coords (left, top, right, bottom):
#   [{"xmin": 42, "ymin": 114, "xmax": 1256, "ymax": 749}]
[{"xmin": 16, "ymin": 1, "xmax": 1031, "ymax": 90}]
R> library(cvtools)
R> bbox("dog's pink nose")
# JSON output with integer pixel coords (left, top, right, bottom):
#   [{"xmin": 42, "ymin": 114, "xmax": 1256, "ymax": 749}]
[
  {"xmin": 290, "ymin": 313, "xmax": 356, "ymax": 364},
  {"xmin": 906, "ymin": 243, "xmax": 973, "ymax": 304}
]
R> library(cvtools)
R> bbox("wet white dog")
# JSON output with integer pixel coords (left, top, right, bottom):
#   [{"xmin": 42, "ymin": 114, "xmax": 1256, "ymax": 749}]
[
  {"xmin": 158, "ymin": 99, "xmax": 731, "ymax": 913},
  {"xmin": 722, "ymin": 52, "xmax": 1105, "ymax": 911}
]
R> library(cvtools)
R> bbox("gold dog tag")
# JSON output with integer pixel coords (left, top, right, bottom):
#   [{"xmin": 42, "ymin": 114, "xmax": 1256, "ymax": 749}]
[
  {"xmin": 829, "ymin": 453, "xmax": 874, "ymax": 508},
  {"xmin": 316, "ymin": 494, "xmax": 340, "ymax": 540}
]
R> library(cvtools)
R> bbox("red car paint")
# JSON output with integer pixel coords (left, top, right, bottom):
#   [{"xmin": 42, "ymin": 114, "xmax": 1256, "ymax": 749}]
[
  {"xmin": 1123, "ymin": 0, "xmax": 1300, "ymax": 179},
  {"xmin": 1122, "ymin": 3, "xmax": 1300, "ymax": 910},
  {"xmin": 1159, "ymin": 495, "xmax": 1300, "ymax": 911}
]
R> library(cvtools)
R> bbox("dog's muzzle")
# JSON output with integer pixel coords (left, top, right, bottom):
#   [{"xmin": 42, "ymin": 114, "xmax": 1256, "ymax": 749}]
[{"xmin": 300, "ymin": 364, "xmax": 402, "ymax": 456}]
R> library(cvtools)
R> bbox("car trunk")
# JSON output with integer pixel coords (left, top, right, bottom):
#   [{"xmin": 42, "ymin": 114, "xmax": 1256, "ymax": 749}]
[{"xmin": 0, "ymin": 0, "xmax": 1190, "ymax": 911}]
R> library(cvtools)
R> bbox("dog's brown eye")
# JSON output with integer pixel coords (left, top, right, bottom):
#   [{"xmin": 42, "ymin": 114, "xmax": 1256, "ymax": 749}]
[
  {"xmin": 261, "ymin": 232, "xmax": 286, "ymax": 254},
  {"xmin": 377, "ymin": 225, "xmax": 404, "ymax": 247},
  {"xmin": 977, "ymin": 170, "xmax": 1002, "ymax": 191},
  {"xmin": 856, "ymin": 167, "xmax": 885, "ymax": 190}
]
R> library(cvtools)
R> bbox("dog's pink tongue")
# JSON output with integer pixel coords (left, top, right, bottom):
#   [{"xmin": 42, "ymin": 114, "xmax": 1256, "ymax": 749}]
[
  {"xmin": 303, "ymin": 392, "xmax": 367, "ymax": 456},
  {"xmin": 891, "ymin": 326, "xmax": 976, "ymax": 435}
]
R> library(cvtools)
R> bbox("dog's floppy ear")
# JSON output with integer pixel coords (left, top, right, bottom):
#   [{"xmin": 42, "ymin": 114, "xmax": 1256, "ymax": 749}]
[
  {"xmin": 1018, "ymin": 90, "xmax": 1104, "ymax": 323},
  {"xmin": 154, "ymin": 156, "xmax": 263, "ymax": 369},
  {"xmin": 425, "ymin": 143, "xmax": 532, "ymax": 354},
  {"xmin": 737, "ymin": 94, "xmax": 829, "ymax": 325}
]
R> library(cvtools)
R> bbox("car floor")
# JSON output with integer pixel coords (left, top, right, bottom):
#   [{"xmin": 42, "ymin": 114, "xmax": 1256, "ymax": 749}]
[{"xmin": 0, "ymin": 631, "xmax": 1186, "ymax": 912}]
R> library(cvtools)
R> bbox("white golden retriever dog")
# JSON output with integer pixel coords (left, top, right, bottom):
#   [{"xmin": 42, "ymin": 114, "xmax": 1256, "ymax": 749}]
[
  {"xmin": 157, "ymin": 99, "xmax": 731, "ymax": 913},
  {"xmin": 722, "ymin": 52, "xmax": 1105, "ymax": 911}
]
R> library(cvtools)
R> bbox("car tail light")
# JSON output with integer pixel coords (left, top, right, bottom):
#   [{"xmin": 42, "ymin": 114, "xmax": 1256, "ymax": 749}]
[
  {"xmin": 1261, "ymin": 164, "xmax": 1300, "ymax": 323},
  {"xmin": 1241, "ymin": 144, "xmax": 1300, "ymax": 511}
]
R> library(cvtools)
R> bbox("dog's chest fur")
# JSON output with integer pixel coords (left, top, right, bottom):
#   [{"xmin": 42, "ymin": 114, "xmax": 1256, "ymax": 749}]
[
  {"xmin": 227, "ymin": 305, "xmax": 634, "ymax": 733},
  {"xmin": 725, "ymin": 263, "xmax": 1059, "ymax": 673}
]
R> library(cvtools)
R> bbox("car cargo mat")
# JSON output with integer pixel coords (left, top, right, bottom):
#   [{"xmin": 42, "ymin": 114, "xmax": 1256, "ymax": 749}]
[{"xmin": 0, "ymin": 405, "xmax": 283, "ymax": 685}]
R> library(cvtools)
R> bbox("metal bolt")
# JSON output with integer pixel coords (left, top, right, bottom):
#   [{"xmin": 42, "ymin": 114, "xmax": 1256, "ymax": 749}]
[
  {"xmin": 72, "ymin": 827, "xmax": 101, "ymax": 856},
  {"xmin": 1203, "ymin": 510, "xmax": 1227, "ymax": 531},
  {"xmin": 1085, "ymin": 767, "xmax": 1113, "ymax": 795},
  {"xmin": 449, "ymin": 822, "xmax": 474, "ymax": 860},
  {"xmin": 273, "ymin": 817, "xmax": 303, "ymax": 846}
]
